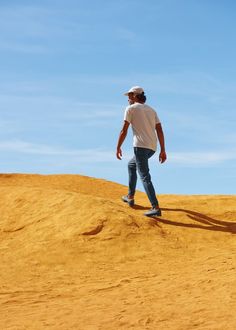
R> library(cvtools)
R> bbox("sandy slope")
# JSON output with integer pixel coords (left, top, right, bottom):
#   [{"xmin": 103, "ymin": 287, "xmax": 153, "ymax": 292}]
[{"xmin": 0, "ymin": 173, "xmax": 236, "ymax": 330}]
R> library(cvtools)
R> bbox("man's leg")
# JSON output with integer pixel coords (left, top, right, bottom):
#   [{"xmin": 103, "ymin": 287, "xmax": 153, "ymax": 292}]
[
  {"xmin": 128, "ymin": 154, "xmax": 137, "ymax": 198},
  {"xmin": 134, "ymin": 147, "xmax": 159, "ymax": 209}
]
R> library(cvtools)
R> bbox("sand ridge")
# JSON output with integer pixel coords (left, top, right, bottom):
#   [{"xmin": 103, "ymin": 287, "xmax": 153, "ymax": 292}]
[{"xmin": 0, "ymin": 174, "xmax": 236, "ymax": 329}]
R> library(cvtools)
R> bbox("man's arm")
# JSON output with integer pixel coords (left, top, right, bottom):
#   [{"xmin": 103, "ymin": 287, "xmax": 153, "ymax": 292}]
[
  {"xmin": 156, "ymin": 123, "xmax": 167, "ymax": 163},
  {"xmin": 116, "ymin": 120, "xmax": 130, "ymax": 160}
]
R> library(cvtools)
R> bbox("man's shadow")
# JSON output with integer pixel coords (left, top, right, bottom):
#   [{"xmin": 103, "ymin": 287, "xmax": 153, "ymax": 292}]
[{"xmin": 133, "ymin": 205, "xmax": 236, "ymax": 234}]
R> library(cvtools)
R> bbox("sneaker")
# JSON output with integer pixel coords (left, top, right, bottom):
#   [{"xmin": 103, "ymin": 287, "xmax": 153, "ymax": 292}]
[
  {"xmin": 122, "ymin": 195, "xmax": 135, "ymax": 207},
  {"xmin": 144, "ymin": 208, "xmax": 162, "ymax": 217}
]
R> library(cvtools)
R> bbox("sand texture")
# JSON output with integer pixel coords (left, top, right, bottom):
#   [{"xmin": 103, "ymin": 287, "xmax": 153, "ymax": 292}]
[{"xmin": 0, "ymin": 173, "xmax": 236, "ymax": 330}]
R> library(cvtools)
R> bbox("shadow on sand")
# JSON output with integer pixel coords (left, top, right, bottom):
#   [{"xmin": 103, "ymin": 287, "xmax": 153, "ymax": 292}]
[{"xmin": 133, "ymin": 205, "xmax": 236, "ymax": 234}]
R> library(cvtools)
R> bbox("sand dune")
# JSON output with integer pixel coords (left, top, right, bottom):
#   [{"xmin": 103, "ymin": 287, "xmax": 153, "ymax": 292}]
[{"xmin": 0, "ymin": 173, "xmax": 236, "ymax": 329}]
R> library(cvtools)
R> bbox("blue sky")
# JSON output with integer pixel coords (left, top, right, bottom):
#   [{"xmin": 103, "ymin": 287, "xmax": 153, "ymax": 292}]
[{"xmin": 0, "ymin": 0, "xmax": 236, "ymax": 194}]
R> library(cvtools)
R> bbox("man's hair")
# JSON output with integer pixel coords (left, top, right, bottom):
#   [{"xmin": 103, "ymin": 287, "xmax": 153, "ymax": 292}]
[{"xmin": 136, "ymin": 92, "xmax": 146, "ymax": 103}]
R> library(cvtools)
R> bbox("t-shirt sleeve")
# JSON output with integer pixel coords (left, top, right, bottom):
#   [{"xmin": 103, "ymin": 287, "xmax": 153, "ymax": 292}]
[
  {"xmin": 155, "ymin": 111, "xmax": 161, "ymax": 124},
  {"xmin": 124, "ymin": 106, "xmax": 132, "ymax": 123}
]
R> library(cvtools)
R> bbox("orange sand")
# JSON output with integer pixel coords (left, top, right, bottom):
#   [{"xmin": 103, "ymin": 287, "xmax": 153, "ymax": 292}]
[{"xmin": 0, "ymin": 174, "xmax": 236, "ymax": 329}]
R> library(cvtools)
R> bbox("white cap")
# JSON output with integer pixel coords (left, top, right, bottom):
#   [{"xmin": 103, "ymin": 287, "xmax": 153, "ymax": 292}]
[{"xmin": 124, "ymin": 86, "xmax": 144, "ymax": 96}]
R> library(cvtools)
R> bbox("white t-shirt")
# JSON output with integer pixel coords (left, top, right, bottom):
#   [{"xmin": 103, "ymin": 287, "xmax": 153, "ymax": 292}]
[{"xmin": 124, "ymin": 102, "xmax": 161, "ymax": 151}]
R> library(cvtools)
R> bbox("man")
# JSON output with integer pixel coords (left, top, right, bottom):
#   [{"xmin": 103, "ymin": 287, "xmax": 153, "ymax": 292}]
[{"xmin": 116, "ymin": 86, "xmax": 167, "ymax": 217}]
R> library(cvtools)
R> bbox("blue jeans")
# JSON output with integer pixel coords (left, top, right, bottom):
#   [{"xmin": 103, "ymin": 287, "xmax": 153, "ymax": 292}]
[{"xmin": 128, "ymin": 147, "xmax": 159, "ymax": 208}]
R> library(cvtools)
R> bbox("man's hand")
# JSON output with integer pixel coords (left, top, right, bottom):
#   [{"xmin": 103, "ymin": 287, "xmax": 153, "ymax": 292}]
[
  {"xmin": 159, "ymin": 151, "xmax": 167, "ymax": 164},
  {"xmin": 116, "ymin": 148, "xmax": 122, "ymax": 160},
  {"xmin": 156, "ymin": 123, "xmax": 166, "ymax": 163}
]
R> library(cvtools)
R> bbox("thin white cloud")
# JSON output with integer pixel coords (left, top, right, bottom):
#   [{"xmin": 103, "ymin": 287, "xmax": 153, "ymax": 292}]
[
  {"xmin": 0, "ymin": 140, "xmax": 117, "ymax": 162},
  {"xmin": 62, "ymin": 105, "xmax": 121, "ymax": 120},
  {"xmin": 168, "ymin": 151, "xmax": 236, "ymax": 166},
  {"xmin": 0, "ymin": 93, "xmax": 121, "ymax": 121},
  {"xmin": 0, "ymin": 119, "xmax": 22, "ymax": 134},
  {"xmin": 0, "ymin": 41, "xmax": 48, "ymax": 54},
  {"xmin": 0, "ymin": 139, "xmax": 235, "ymax": 167},
  {"xmin": 0, "ymin": 3, "xmax": 139, "ymax": 54},
  {"xmin": 0, "ymin": 4, "xmax": 83, "ymax": 53},
  {"xmin": 0, "ymin": 4, "xmax": 80, "ymax": 39},
  {"xmin": 115, "ymin": 27, "xmax": 137, "ymax": 41}
]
